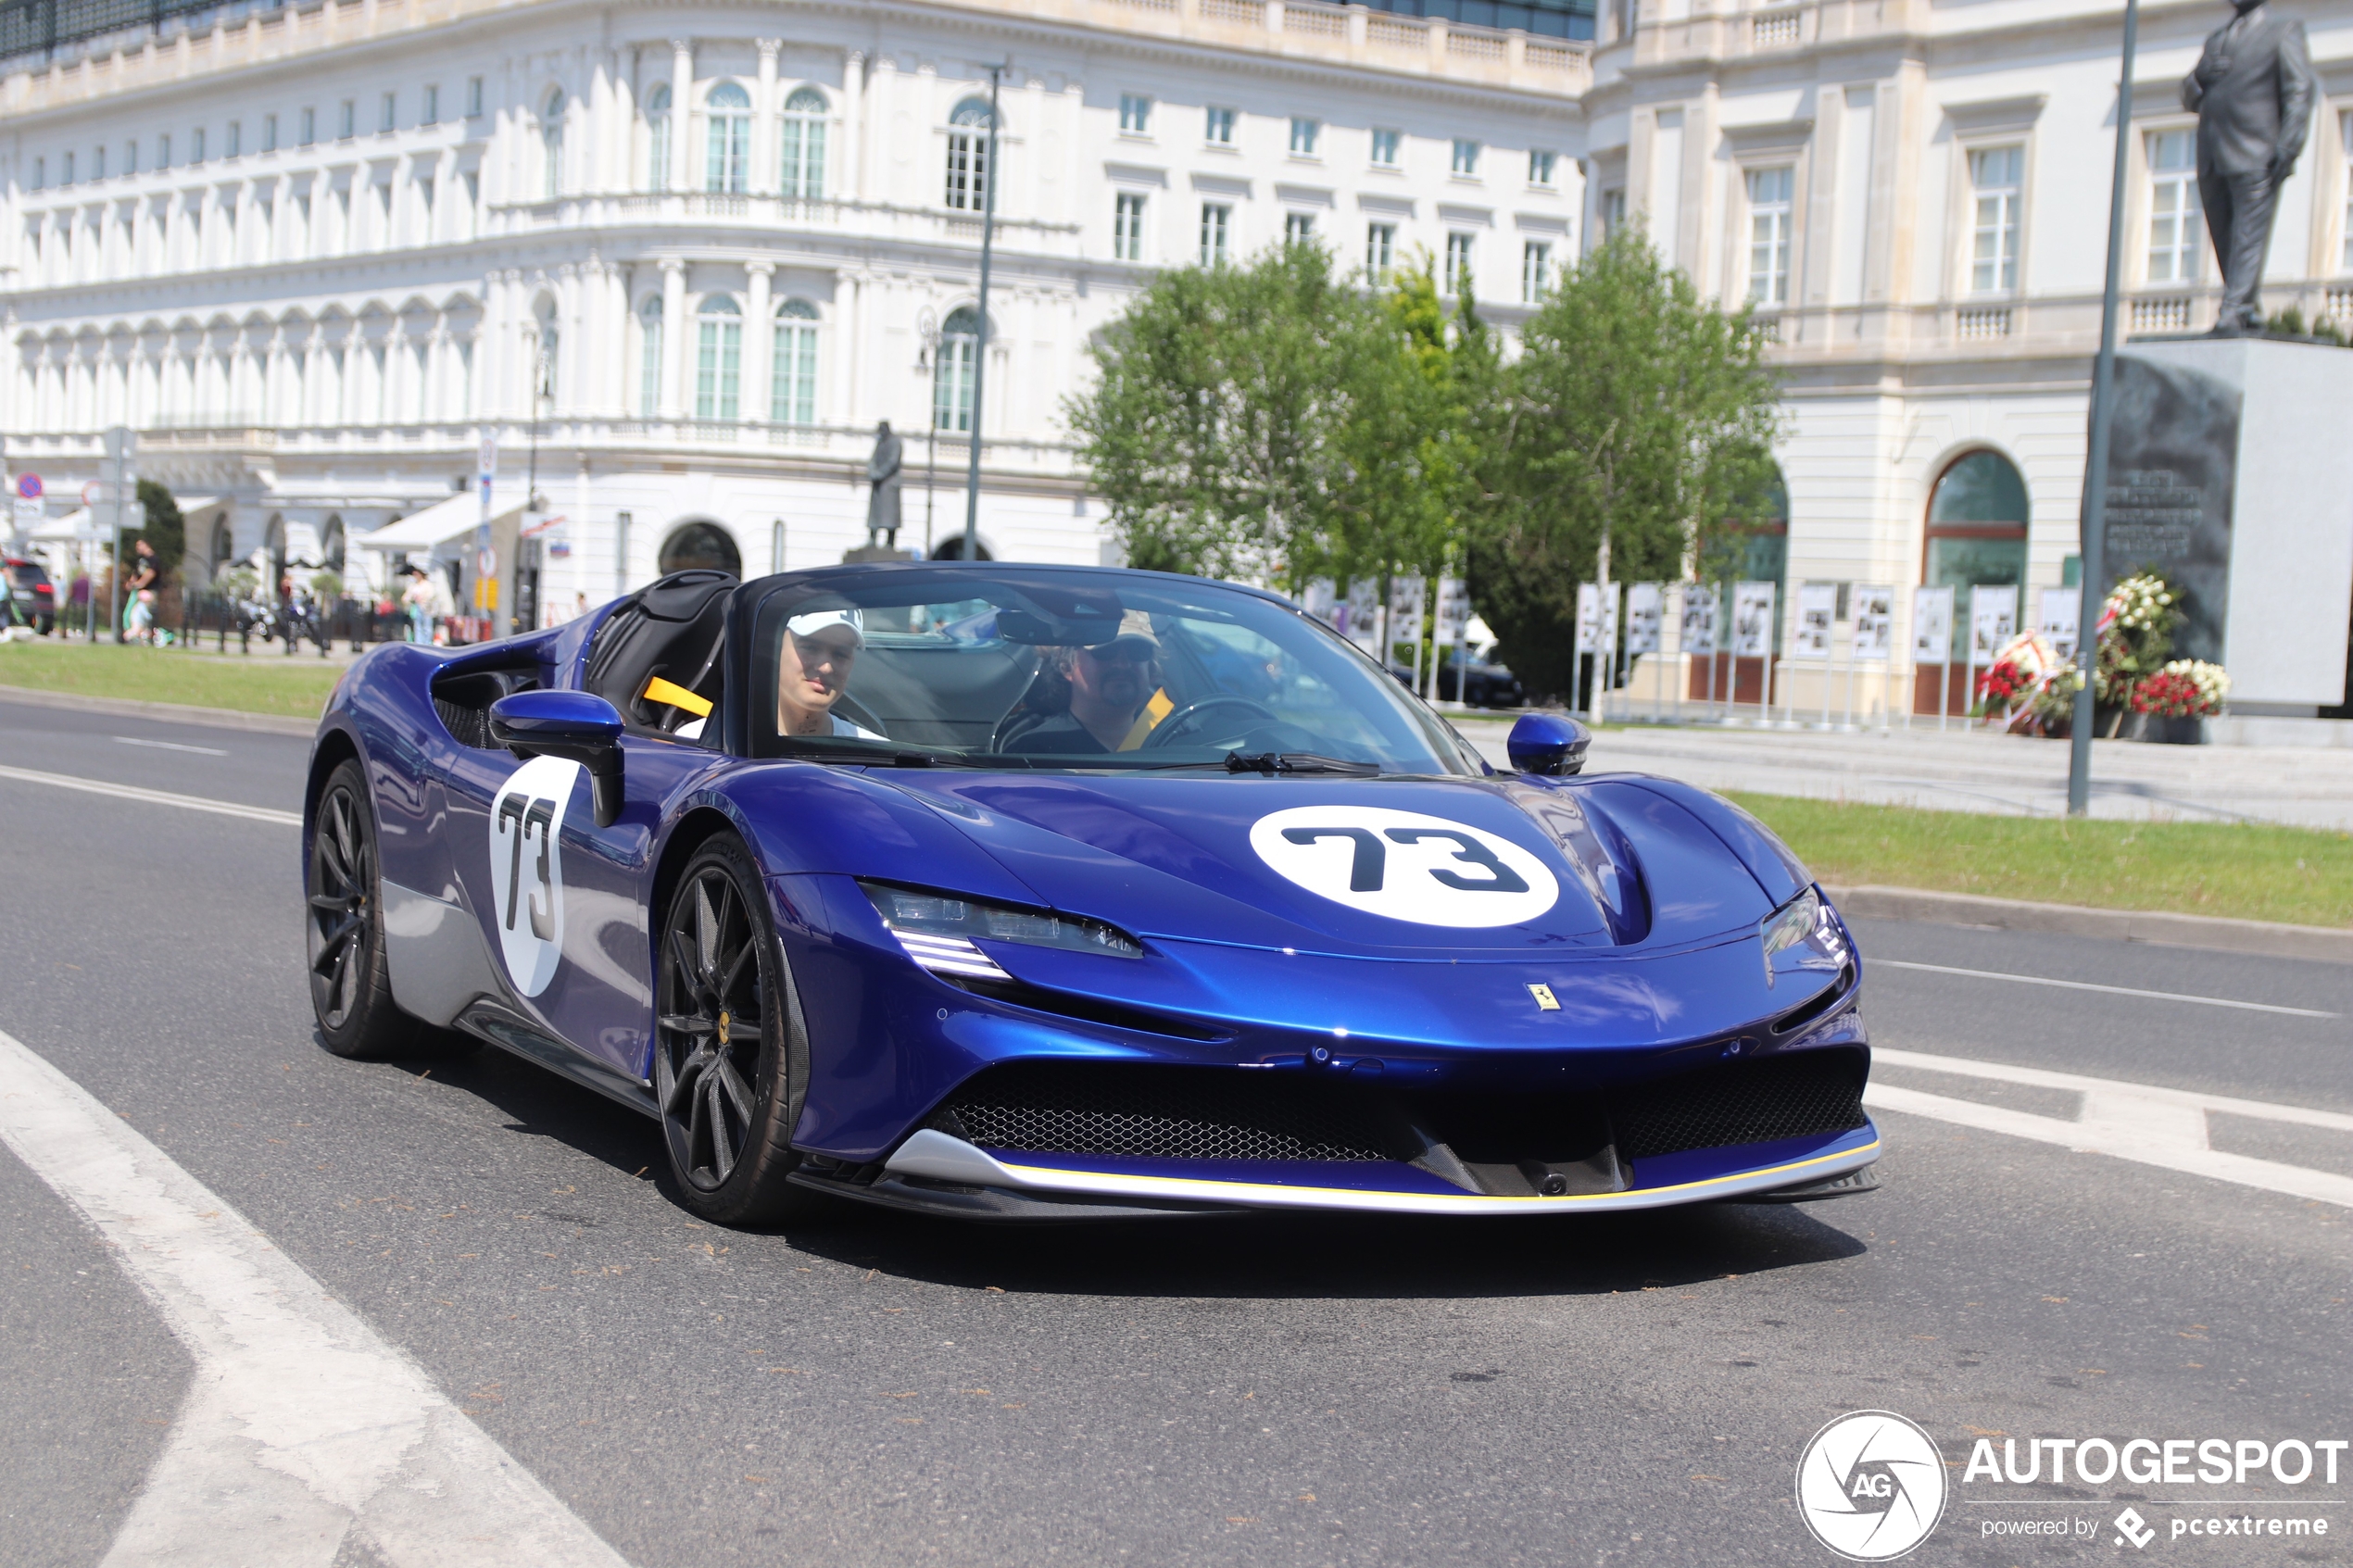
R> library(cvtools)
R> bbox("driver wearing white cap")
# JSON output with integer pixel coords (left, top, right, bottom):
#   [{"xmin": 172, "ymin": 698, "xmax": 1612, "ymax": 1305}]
[{"xmin": 777, "ymin": 609, "xmax": 886, "ymax": 739}]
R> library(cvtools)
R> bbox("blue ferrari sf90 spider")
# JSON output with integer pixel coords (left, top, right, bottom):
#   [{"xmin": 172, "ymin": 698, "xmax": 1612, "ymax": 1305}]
[{"xmin": 302, "ymin": 562, "xmax": 1876, "ymax": 1224}]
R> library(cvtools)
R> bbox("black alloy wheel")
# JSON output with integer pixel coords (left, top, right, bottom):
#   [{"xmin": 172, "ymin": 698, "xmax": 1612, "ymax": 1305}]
[
  {"xmin": 653, "ymin": 837, "xmax": 817, "ymax": 1224},
  {"xmin": 307, "ymin": 759, "xmax": 410, "ymax": 1059}
]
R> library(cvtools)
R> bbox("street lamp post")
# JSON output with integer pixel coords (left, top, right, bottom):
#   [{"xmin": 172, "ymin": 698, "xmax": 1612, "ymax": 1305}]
[
  {"xmin": 2070, "ymin": 0, "xmax": 2139, "ymax": 817},
  {"xmin": 959, "ymin": 64, "xmax": 1004, "ymax": 564}
]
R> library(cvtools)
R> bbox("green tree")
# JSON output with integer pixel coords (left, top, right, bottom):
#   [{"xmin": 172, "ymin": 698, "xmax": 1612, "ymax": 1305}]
[
  {"xmin": 1068, "ymin": 244, "xmax": 1365, "ymax": 583},
  {"xmin": 133, "ymin": 479, "xmax": 186, "ymax": 579},
  {"xmin": 1469, "ymin": 229, "xmax": 1783, "ymax": 702}
]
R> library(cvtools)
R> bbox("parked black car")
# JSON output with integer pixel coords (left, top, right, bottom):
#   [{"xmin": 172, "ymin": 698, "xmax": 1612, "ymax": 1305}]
[
  {"xmin": 5, "ymin": 557, "xmax": 56, "ymax": 634},
  {"xmin": 1383, "ymin": 651, "xmax": 1527, "ymax": 709}
]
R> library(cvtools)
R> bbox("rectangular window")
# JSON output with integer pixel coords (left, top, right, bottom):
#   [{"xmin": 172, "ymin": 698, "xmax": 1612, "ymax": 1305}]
[
  {"xmin": 1969, "ymin": 144, "xmax": 2024, "ymax": 295},
  {"xmin": 1205, "ymin": 106, "xmax": 1235, "ymax": 145},
  {"xmin": 944, "ymin": 128, "xmax": 990, "ymax": 211},
  {"xmin": 1114, "ymin": 192, "xmax": 1145, "ymax": 261},
  {"xmin": 1451, "ymin": 138, "xmax": 1480, "ymax": 177},
  {"xmin": 339, "ymin": 100, "xmax": 356, "ymax": 141},
  {"xmin": 2146, "ymin": 129, "xmax": 2201, "ymax": 284},
  {"xmin": 300, "ymin": 108, "xmax": 315, "ymax": 147},
  {"xmin": 1370, "ymin": 128, "xmax": 1401, "ymax": 167},
  {"xmin": 467, "ymin": 77, "xmax": 484, "ymax": 118},
  {"xmin": 697, "ymin": 315, "xmax": 741, "ymax": 420},
  {"xmin": 94, "ymin": 146, "xmax": 106, "ymax": 180},
  {"xmin": 1285, "ymin": 211, "xmax": 1315, "ymax": 244},
  {"xmin": 1529, "ymin": 149, "xmax": 1557, "ymax": 186},
  {"xmin": 1366, "ymin": 220, "xmax": 1394, "ymax": 274},
  {"xmin": 381, "ymin": 93, "xmax": 396, "ymax": 133},
  {"xmin": 191, "ymin": 130, "xmax": 204, "ymax": 163},
  {"xmin": 226, "ymin": 121, "xmax": 240, "ymax": 158},
  {"xmin": 1119, "ymin": 94, "xmax": 1151, "ymax": 134},
  {"xmin": 1522, "ymin": 240, "xmax": 1552, "ymax": 302},
  {"xmin": 1444, "ymin": 231, "xmax": 1474, "ymax": 294},
  {"xmin": 126, "ymin": 141, "xmax": 138, "ymax": 175},
  {"xmin": 773, "ymin": 317, "xmax": 817, "ymax": 425},
  {"xmin": 422, "ymin": 86, "xmax": 438, "ymax": 127},
  {"xmin": 31, "ymin": 157, "xmax": 42, "ymax": 192},
  {"xmin": 262, "ymin": 114, "xmax": 278, "ymax": 153},
  {"xmin": 1290, "ymin": 117, "xmax": 1320, "ymax": 157},
  {"xmin": 1200, "ymin": 202, "xmax": 1230, "ymax": 265},
  {"xmin": 63, "ymin": 151, "xmax": 75, "ymax": 184},
  {"xmin": 158, "ymin": 135, "xmax": 170, "ymax": 169},
  {"xmin": 1745, "ymin": 165, "xmax": 1794, "ymax": 306},
  {"xmin": 1598, "ymin": 187, "xmax": 1626, "ymax": 241}
]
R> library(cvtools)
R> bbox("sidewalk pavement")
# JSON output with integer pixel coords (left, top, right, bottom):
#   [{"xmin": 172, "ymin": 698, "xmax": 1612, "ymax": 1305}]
[{"xmin": 1453, "ymin": 718, "xmax": 2353, "ymax": 833}]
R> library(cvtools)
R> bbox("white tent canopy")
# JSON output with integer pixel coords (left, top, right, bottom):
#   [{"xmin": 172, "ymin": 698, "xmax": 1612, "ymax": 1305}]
[{"xmin": 358, "ymin": 493, "xmax": 521, "ymax": 554}]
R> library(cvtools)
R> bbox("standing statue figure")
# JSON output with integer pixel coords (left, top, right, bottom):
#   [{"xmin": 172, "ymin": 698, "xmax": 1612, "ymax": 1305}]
[
  {"xmin": 2182, "ymin": 0, "xmax": 2317, "ymax": 335},
  {"xmin": 865, "ymin": 421, "xmax": 904, "ymax": 546}
]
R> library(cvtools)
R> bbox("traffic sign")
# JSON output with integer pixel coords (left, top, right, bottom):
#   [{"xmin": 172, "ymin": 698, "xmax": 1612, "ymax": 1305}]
[
  {"xmin": 478, "ymin": 437, "xmax": 497, "ymax": 480},
  {"xmin": 16, "ymin": 474, "xmax": 40, "ymax": 500},
  {"xmin": 12, "ymin": 497, "xmax": 42, "ymax": 529},
  {"xmin": 477, "ymin": 546, "xmax": 498, "ymax": 578}
]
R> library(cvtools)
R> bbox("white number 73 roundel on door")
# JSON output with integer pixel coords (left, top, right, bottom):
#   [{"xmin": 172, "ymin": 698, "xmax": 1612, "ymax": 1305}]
[
  {"xmin": 1248, "ymin": 806, "xmax": 1559, "ymax": 928},
  {"xmin": 487, "ymin": 754, "xmax": 583, "ymax": 996}
]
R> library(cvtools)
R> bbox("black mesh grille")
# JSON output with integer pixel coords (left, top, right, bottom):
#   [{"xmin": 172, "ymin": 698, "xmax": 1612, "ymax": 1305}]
[
  {"xmin": 1608, "ymin": 1049, "xmax": 1867, "ymax": 1161},
  {"xmin": 940, "ymin": 1062, "xmax": 1398, "ymax": 1163},
  {"xmin": 434, "ymin": 697, "xmax": 496, "ymax": 750}
]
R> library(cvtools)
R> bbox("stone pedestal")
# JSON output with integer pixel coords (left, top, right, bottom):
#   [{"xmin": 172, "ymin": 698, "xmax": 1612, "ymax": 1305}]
[{"xmin": 2108, "ymin": 339, "xmax": 2353, "ymax": 713}]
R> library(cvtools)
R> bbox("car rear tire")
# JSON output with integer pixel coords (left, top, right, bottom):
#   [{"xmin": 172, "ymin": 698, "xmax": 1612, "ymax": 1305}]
[{"xmin": 653, "ymin": 836, "xmax": 824, "ymax": 1226}]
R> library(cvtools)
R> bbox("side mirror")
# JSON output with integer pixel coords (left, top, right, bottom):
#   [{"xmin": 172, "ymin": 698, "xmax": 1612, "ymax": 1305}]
[
  {"xmin": 1507, "ymin": 712, "xmax": 1592, "ymax": 777},
  {"xmin": 490, "ymin": 690, "xmax": 626, "ymax": 826}
]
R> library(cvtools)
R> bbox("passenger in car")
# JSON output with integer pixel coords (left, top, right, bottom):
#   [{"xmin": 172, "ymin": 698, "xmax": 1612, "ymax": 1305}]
[
  {"xmin": 1006, "ymin": 617, "xmax": 1164, "ymax": 754},
  {"xmin": 776, "ymin": 610, "xmax": 887, "ymax": 739}
]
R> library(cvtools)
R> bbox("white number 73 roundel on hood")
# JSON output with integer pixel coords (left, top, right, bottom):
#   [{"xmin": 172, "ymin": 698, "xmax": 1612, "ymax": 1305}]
[{"xmin": 1247, "ymin": 806, "xmax": 1560, "ymax": 928}]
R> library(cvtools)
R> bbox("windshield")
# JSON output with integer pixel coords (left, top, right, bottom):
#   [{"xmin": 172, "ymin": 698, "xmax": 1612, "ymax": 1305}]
[{"xmin": 740, "ymin": 566, "xmax": 1481, "ymax": 775}]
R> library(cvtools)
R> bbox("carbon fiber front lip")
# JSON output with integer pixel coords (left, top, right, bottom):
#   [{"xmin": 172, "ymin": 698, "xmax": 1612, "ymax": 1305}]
[{"xmin": 880, "ymin": 1125, "xmax": 1882, "ymax": 1217}]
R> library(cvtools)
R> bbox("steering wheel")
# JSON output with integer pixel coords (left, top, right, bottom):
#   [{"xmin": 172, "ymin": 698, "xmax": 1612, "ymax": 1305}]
[{"xmin": 1139, "ymin": 695, "xmax": 1282, "ymax": 750}]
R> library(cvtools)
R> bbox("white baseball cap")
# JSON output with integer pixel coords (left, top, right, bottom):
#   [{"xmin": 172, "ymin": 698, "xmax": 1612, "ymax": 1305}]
[{"xmin": 786, "ymin": 608, "xmax": 864, "ymax": 644}]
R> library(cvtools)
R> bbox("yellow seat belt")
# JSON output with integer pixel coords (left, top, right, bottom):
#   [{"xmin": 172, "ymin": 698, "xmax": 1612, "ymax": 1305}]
[
  {"xmin": 642, "ymin": 675, "xmax": 713, "ymax": 718},
  {"xmin": 1115, "ymin": 688, "xmax": 1176, "ymax": 751}
]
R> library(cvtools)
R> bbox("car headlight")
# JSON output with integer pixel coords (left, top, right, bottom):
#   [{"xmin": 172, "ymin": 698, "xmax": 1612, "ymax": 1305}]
[
  {"xmin": 861, "ymin": 882, "xmax": 1142, "ymax": 982},
  {"xmin": 1760, "ymin": 886, "xmax": 1845, "ymax": 987}
]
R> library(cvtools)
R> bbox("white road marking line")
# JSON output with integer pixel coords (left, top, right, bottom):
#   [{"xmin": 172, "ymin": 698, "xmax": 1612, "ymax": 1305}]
[
  {"xmin": 0, "ymin": 763, "xmax": 300, "ymax": 826},
  {"xmin": 0, "ymin": 1026, "xmax": 635, "ymax": 1568},
  {"xmin": 1868, "ymin": 1047, "xmax": 2353, "ymax": 1210},
  {"xmin": 1874, "ymin": 957, "xmax": 2338, "ymax": 1019},
  {"xmin": 113, "ymin": 735, "xmax": 230, "ymax": 757}
]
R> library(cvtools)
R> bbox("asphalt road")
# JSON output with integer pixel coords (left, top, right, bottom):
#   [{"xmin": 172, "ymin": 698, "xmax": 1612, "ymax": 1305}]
[{"xmin": 2, "ymin": 692, "xmax": 2347, "ymax": 1566}]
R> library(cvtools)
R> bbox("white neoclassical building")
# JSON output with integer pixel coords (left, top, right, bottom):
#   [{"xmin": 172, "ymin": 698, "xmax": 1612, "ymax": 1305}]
[
  {"xmin": 7, "ymin": 0, "xmax": 2353, "ymax": 712},
  {"xmin": 0, "ymin": 0, "xmax": 1590, "ymax": 625}
]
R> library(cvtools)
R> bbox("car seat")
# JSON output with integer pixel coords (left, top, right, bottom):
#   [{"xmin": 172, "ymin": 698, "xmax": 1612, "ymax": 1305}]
[{"xmin": 584, "ymin": 570, "xmax": 737, "ymax": 733}]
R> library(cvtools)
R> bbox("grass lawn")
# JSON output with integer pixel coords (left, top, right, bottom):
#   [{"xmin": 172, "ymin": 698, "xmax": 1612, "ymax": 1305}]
[
  {"xmin": 1732, "ymin": 792, "xmax": 2353, "ymax": 930},
  {"xmin": 0, "ymin": 638, "xmax": 343, "ymax": 719}
]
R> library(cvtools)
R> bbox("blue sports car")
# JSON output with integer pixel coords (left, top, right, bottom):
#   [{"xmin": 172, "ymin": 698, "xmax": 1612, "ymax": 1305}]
[{"xmin": 303, "ymin": 562, "xmax": 1877, "ymax": 1224}]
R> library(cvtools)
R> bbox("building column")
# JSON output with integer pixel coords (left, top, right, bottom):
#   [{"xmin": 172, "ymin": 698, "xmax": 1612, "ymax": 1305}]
[
  {"xmin": 555, "ymin": 262, "xmax": 582, "ymax": 414},
  {"xmin": 753, "ymin": 39, "xmax": 779, "ymax": 195},
  {"xmin": 660, "ymin": 257, "xmax": 686, "ymax": 419},
  {"xmin": 744, "ymin": 259, "xmax": 773, "ymax": 424},
  {"xmin": 839, "ymin": 50, "xmax": 863, "ymax": 204},
  {"xmin": 668, "ymin": 41, "xmax": 694, "ymax": 194},
  {"xmin": 843, "ymin": 269, "xmax": 867, "ymax": 429},
  {"xmin": 864, "ymin": 55, "xmax": 895, "ymax": 207}
]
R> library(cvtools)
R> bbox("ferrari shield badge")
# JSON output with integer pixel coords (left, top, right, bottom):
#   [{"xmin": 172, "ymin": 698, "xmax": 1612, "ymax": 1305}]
[
  {"xmin": 1248, "ymin": 806, "xmax": 1559, "ymax": 927},
  {"xmin": 487, "ymin": 755, "xmax": 581, "ymax": 996}
]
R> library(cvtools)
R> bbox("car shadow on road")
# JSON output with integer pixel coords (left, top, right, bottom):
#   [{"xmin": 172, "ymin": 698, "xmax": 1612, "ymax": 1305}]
[{"xmin": 776, "ymin": 1198, "xmax": 1869, "ymax": 1300}]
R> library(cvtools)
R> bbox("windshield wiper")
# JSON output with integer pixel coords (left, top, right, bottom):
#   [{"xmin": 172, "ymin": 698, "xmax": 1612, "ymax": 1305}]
[{"xmin": 1223, "ymin": 751, "xmax": 1383, "ymax": 776}]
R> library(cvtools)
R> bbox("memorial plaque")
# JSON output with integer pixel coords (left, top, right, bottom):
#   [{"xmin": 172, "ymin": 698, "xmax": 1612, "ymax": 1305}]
[{"xmin": 2103, "ymin": 355, "xmax": 2240, "ymax": 665}]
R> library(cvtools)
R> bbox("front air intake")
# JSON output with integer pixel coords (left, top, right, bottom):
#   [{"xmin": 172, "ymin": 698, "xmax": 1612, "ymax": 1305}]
[
  {"xmin": 1607, "ymin": 1048, "xmax": 1868, "ymax": 1161},
  {"xmin": 934, "ymin": 1061, "xmax": 1403, "ymax": 1163}
]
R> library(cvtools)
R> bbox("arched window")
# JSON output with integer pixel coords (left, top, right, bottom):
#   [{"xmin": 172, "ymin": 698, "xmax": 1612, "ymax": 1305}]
[
  {"xmin": 695, "ymin": 296, "xmax": 741, "ymax": 420},
  {"xmin": 541, "ymin": 89, "xmax": 565, "ymax": 201},
  {"xmin": 659, "ymin": 521, "xmax": 741, "ymax": 577},
  {"xmin": 705, "ymin": 82, "xmax": 750, "ymax": 194},
  {"xmin": 944, "ymin": 97, "xmax": 995, "ymax": 212},
  {"xmin": 637, "ymin": 296, "xmax": 664, "ymax": 417},
  {"xmin": 772, "ymin": 298, "xmax": 819, "ymax": 425},
  {"xmin": 933, "ymin": 305, "xmax": 981, "ymax": 433},
  {"xmin": 780, "ymin": 86, "xmax": 827, "ymax": 201},
  {"xmin": 645, "ymin": 83, "xmax": 672, "ymax": 193},
  {"xmin": 1924, "ymin": 448, "xmax": 2030, "ymax": 659},
  {"xmin": 321, "ymin": 516, "xmax": 346, "ymax": 577}
]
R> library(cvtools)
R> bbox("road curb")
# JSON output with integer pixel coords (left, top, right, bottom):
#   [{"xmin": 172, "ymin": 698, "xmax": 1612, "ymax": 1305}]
[
  {"xmin": 0, "ymin": 683, "xmax": 320, "ymax": 737},
  {"xmin": 1826, "ymin": 883, "xmax": 2353, "ymax": 966}
]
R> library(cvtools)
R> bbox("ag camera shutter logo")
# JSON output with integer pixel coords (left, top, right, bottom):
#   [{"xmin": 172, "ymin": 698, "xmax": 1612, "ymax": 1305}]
[
  {"xmin": 487, "ymin": 755, "xmax": 581, "ymax": 997},
  {"xmin": 1248, "ymin": 806, "xmax": 1559, "ymax": 928},
  {"xmin": 1795, "ymin": 1411, "xmax": 1948, "ymax": 1561}
]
